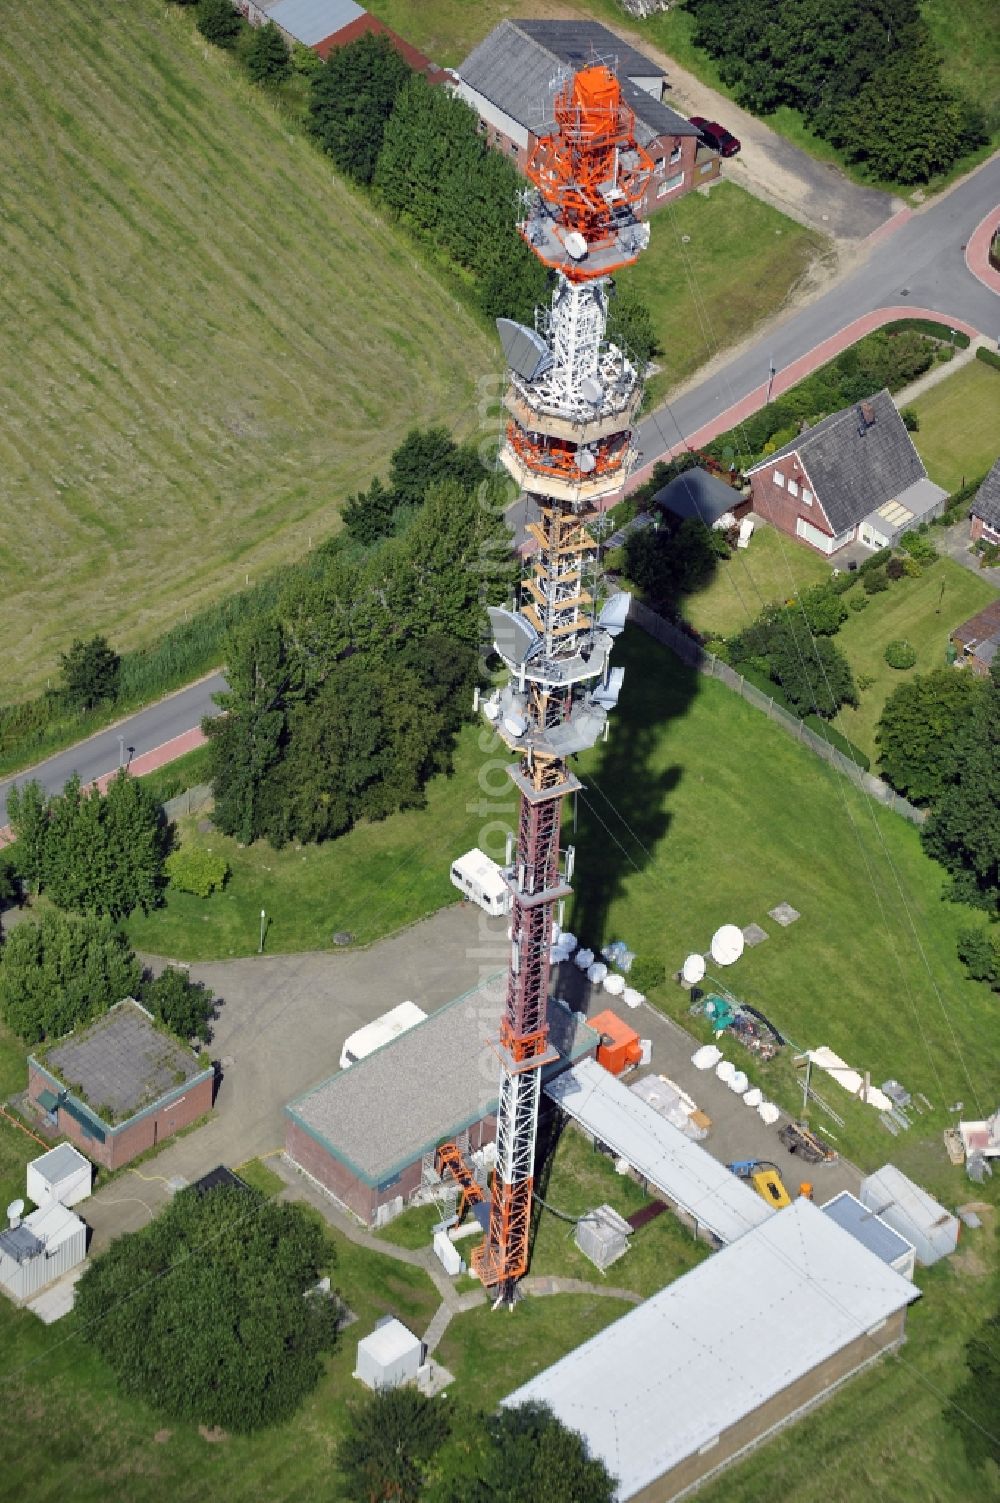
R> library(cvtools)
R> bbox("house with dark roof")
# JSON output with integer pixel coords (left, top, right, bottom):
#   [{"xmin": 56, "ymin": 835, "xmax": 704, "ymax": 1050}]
[
  {"xmin": 970, "ymin": 457, "xmax": 1000, "ymax": 548},
  {"xmin": 745, "ymin": 389, "xmax": 948, "ymax": 556},
  {"xmin": 454, "ymin": 20, "xmax": 717, "ymax": 212},
  {"xmin": 653, "ymin": 466, "xmax": 751, "ymax": 527},
  {"xmin": 951, "ymin": 597, "xmax": 1000, "ymax": 677}
]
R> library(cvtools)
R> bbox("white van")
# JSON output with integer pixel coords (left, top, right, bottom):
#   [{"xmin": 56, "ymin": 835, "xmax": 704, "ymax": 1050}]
[
  {"xmin": 450, "ymin": 848, "xmax": 511, "ymax": 917},
  {"xmin": 339, "ymin": 1001, "xmax": 427, "ymax": 1071}
]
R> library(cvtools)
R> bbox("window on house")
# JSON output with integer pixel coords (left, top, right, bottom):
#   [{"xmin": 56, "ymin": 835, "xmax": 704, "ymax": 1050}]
[
  {"xmin": 773, "ymin": 471, "xmax": 785, "ymax": 487},
  {"xmin": 655, "ymin": 157, "xmax": 665, "ymax": 173},
  {"xmin": 656, "ymin": 171, "xmax": 684, "ymax": 198},
  {"xmin": 787, "ymin": 479, "xmax": 799, "ymax": 498},
  {"xmin": 802, "ymin": 488, "xmax": 813, "ymax": 506},
  {"xmin": 669, "ymin": 142, "xmax": 682, "ymax": 163}
]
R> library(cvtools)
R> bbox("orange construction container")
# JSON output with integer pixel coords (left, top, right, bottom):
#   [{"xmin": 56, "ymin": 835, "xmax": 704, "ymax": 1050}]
[{"xmin": 591, "ymin": 1009, "xmax": 643, "ymax": 1076}]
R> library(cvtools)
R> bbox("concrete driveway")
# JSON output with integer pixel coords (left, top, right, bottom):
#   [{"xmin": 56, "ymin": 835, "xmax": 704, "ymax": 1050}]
[
  {"xmin": 935, "ymin": 518, "xmax": 1000, "ymax": 587},
  {"xmin": 82, "ymin": 904, "xmax": 509, "ymax": 1251}
]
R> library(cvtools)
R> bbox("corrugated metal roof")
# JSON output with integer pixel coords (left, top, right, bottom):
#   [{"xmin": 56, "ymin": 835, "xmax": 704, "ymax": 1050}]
[
  {"xmin": 822, "ymin": 1191, "xmax": 914, "ymax": 1265},
  {"xmin": 267, "ymin": 0, "xmax": 364, "ymax": 47},
  {"xmin": 286, "ymin": 979, "xmax": 598, "ymax": 1185},
  {"xmin": 860, "ymin": 1164, "xmax": 956, "ymax": 1236},
  {"xmin": 544, "ymin": 1058, "xmax": 772, "ymax": 1245},
  {"xmin": 503, "ymin": 1197, "xmax": 920, "ymax": 1500},
  {"xmin": 457, "ymin": 19, "xmax": 697, "ymax": 142}
]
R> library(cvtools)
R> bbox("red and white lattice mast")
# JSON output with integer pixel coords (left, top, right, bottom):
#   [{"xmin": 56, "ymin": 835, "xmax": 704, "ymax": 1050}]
[{"xmin": 474, "ymin": 65, "xmax": 654, "ymax": 1303}]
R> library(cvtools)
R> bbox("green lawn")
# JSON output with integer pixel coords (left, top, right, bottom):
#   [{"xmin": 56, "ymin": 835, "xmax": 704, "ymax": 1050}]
[
  {"xmin": 125, "ymin": 732, "xmax": 487, "ymax": 959},
  {"xmin": 233, "ymin": 1156, "xmax": 285, "ymax": 1198},
  {"xmin": 0, "ymin": 0, "xmax": 494, "ymax": 701},
  {"xmin": 529, "ymin": 1124, "xmax": 709, "ymax": 1296},
  {"xmin": 437, "ymin": 1293, "xmax": 634, "ymax": 1411},
  {"xmin": 0, "ymin": 1219, "xmax": 440, "ymax": 1503},
  {"xmin": 922, "ymin": 0, "xmax": 1000, "ymax": 131},
  {"xmin": 617, "ymin": 182, "xmax": 826, "ymax": 405},
  {"xmin": 375, "ymin": 1202, "xmax": 444, "ymax": 1250},
  {"xmin": 569, "ymin": 628, "xmax": 999, "ymax": 1170},
  {"xmin": 682, "ymin": 522, "xmax": 832, "ymax": 639},
  {"xmin": 910, "ymin": 361, "xmax": 1000, "ymax": 493},
  {"xmin": 832, "ymin": 559, "xmax": 998, "ymax": 761}
]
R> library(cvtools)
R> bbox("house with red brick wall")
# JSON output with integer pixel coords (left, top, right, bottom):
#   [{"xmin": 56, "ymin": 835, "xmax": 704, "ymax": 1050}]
[
  {"xmin": 27, "ymin": 999, "xmax": 215, "ymax": 1172},
  {"xmin": 240, "ymin": 0, "xmax": 450, "ymax": 80},
  {"xmin": 746, "ymin": 389, "xmax": 948, "ymax": 556},
  {"xmin": 970, "ymin": 457, "xmax": 1000, "ymax": 546},
  {"xmin": 951, "ymin": 598, "xmax": 1000, "ymax": 677},
  {"xmin": 453, "ymin": 20, "xmax": 717, "ymax": 210}
]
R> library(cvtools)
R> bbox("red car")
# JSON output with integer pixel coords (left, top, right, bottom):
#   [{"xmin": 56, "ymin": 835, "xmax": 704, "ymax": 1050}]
[{"xmin": 689, "ymin": 116, "xmax": 741, "ymax": 157}]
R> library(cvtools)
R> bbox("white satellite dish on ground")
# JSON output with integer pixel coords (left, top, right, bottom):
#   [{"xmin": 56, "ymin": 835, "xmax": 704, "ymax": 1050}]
[
  {"xmin": 681, "ymin": 952, "xmax": 706, "ymax": 985},
  {"xmin": 710, "ymin": 924, "xmax": 745, "ymax": 967},
  {"xmin": 6, "ymin": 1198, "xmax": 25, "ymax": 1229}
]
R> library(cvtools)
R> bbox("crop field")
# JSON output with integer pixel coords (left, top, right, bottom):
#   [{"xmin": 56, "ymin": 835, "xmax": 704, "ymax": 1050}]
[{"xmin": 0, "ymin": 0, "xmax": 494, "ymax": 701}]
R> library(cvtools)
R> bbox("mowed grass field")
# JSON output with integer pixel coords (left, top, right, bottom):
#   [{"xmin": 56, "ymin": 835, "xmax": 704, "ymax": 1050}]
[
  {"xmin": 0, "ymin": 0, "xmax": 494, "ymax": 701},
  {"xmin": 911, "ymin": 360, "xmax": 1000, "ymax": 492}
]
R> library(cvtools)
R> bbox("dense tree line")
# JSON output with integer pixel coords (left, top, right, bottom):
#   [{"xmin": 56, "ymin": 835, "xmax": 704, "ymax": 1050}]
[
  {"xmin": 876, "ymin": 662, "xmax": 1000, "ymax": 986},
  {"xmin": 76, "ymin": 1186, "xmax": 339, "ymax": 1431},
  {"xmin": 338, "ymin": 1388, "xmax": 616, "ymax": 1502},
  {"xmin": 307, "ymin": 36, "xmax": 656, "ymax": 363},
  {"xmin": 726, "ymin": 595, "xmax": 858, "ymax": 719},
  {"xmin": 7, "ymin": 769, "xmax": 167, "ymax": 918},
  {"xmin": 684, "ymin": 0, "xmax": 987, "ymax": 183},
  {"xmin": 206, "ymin": 431, "xmax": 517, "ymax": 848},
  {"xmin": 0, "ymin": 910, "xmax": 217, "ymax": 1044}
]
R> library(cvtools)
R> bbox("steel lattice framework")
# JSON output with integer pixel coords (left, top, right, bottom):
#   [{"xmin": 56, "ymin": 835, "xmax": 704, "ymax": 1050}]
[{"xmin": 473, "ymin": 65, "xmax": 654, "ymax": 1304}]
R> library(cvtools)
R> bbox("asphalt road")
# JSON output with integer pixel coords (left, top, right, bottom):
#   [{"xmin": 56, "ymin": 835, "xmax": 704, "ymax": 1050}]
[
  {"xmin": 635, "ymin": 153, "xmax": 1000, "ymax": 468},
  {"xmin": 0, "ymin": 672, "xmax": 226, "ymax": 825}
]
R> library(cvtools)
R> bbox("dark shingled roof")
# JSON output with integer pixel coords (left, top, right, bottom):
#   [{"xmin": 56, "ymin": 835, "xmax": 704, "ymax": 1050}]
[
  {"xmin": 457, "ymin": 19, "xmax": 697, "ymax": 145},
  {"xmin": 747, "ymin": 389, "xmax": 928, "ymax": 536},
  {"xmin": 654, "ymin": 466, "xmax": 741, "ymax": 525},
  {"xmin": 973, "ymin": 457, "xmax": 1000, "ymax": 529}
]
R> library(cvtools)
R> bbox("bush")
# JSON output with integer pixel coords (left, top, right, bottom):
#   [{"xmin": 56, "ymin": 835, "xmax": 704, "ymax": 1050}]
[
  {"xmin": 830, "ymin": 570, "xmax": 859, "ymax": 594},
  {"xmin": 900, "ymin": 406, "xmax": 920, "ymax": 431},
  {"xmin": 902, "ymin": 554, "xmax": 923, "ymax": 577},
  {"xmin": 630, "ymin": 957, "xmax": 667, "ymax": 994},
  {"xmin": 856, "ymin": 672, "xmax": 876, "ymax": 691},
  {"xmin": 885, "ymin": 639, "xmax": 917, "ymax": 669},
  {"xmin": 863, "ymin": 568, "xmax": 889, "ymax": 594},
  {"xmin": 60, "ymin": 634, "xmax": 120, "ymax": 710},
  {"xmin": 976, "ymin": 346, "xmax": 1000, "ymax": 372},
  {"xmin": 900, "ymin": 530, "xmax": 938, "ymax": 564},
  {"xmin": 956, "ymin": 927, "xmax": 1000, "ymax": 989},
  {"xmin": 139, "ymin": 966, "xmax": 216, "ymax": 1042},
  {"xmin": 858, "ymin": 547, "xmax": 892, "ymax": 575},
  {"xmin": 243, "ymin": 19, "xmax": 290, "ymax": 84},
  {"xmin": 886, "ymin": 556, "xmax": 906, "ymax": 580},
  {"xmin": 196, "ymin": 0, "xmax": 244, "ymax": 48},
  {"xmin": 849, "ymin": 593, "xmax": 869, "ymax": 611},
  {"xmin": 165, "ymin": 845, "xmax": 230, "ymax": 898}
]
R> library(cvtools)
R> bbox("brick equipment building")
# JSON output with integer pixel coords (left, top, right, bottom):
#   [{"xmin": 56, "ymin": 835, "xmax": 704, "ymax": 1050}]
[{"xmin": 27, "ymin": 999, "xmax": 214, "ymax": 1171}]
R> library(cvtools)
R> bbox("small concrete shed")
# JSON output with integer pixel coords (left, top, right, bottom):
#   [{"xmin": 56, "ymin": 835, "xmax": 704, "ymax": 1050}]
[
  {"xmin": 0, "ymin": 1201, "xmax": 87, "ymax": 1302},
  {"xmin": 859, "ymin": 1165, "xmax": 959, "ymax": 1266},
  {"xmin": 355, "ymin": 1317, "xmax": 425, "ymax": 1391},
  {"xmin": 27, "ymin": 1143, "xmax": 92, "ymax": 1208}
]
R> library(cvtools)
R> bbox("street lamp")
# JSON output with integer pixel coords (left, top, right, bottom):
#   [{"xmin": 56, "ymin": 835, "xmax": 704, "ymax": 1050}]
[
  {"xmin": 766, "ymin": 357, "xmax": 776, "ymax": 404},
  {"xmin": 118, "ymin": 734, "xmax": 125, "ymax": 770},
  {"xmin": 259, "ymin": 908, "xmax": 266, "ymax": 954}
]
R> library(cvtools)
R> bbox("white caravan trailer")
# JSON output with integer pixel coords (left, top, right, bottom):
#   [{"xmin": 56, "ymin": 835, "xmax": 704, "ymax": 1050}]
[{"xmin": 450, "ymin": 848, "xmax": 511, "ymax": 916}]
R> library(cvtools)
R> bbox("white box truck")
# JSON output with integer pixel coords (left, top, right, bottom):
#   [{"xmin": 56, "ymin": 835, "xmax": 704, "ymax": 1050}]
[{"xmin": 339, "ymin": 1001, "xmax": 427, "ymax": 1071}]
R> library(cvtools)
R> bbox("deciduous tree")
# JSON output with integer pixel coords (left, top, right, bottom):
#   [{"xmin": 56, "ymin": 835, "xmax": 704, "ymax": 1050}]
[
  {"xmin": 876, "ymin": 669, "xmax": 983, "ymax": 803},
  {"xmin": 243, "ymin": 20, "xmax": 290, "ymax": 85},
  {"xmin": 337, "ymin": 1387, "xmax": 451, "ymax": 1503},
  {"xmin": 139, "ymin": 965, "xmax": 217, "ymax": 1041},
  {"xmin": 921, "ymin": 664, "xmax": 1000, "ymax": 910},
  {"xmin": 0, "ymin": 910, "xmax": 140, "ymax": 1043},
  {"xmin": 309, "ymin": 33, "xmax": 411, "ymax": 184},
  {"xmin": 76, "ymin": 1188, "xmax": 340, "ymax": 1431}
]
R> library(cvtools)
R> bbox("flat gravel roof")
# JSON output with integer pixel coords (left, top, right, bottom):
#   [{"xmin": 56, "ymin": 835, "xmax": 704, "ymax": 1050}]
[
  {"xmin": 287, "ymin": 976, "xmax": 597, "ymax": 1186},
  {"xmin": 42, "ymin": 1000, "xmax": 203, "ymax": 1122}
]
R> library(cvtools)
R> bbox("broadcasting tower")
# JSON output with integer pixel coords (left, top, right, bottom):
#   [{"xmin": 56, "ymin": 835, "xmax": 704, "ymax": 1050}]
[{"xmin": 473, "ymin": 64, "xmax": 654, "ymax": 1303}]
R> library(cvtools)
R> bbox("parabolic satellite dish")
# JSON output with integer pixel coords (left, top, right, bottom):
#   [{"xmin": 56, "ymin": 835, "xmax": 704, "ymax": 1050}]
[
  {"xmin": 710, "ymin": 924, "xmax": 745, "ymax": 967},
  {"xmin": 577, "ymin": 449, "xmax": 597, "ymax": 473},
  {"xmin": 6, "ymin": 1198, "xmax": 25, "ymax": 1224},
  {"xmin": 564, "ymin": 230, "xmax": 588, "ymax": 260},
  {"xmin": 681, "ymin": 952, "xmax": 706, "ymax": 985}
]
